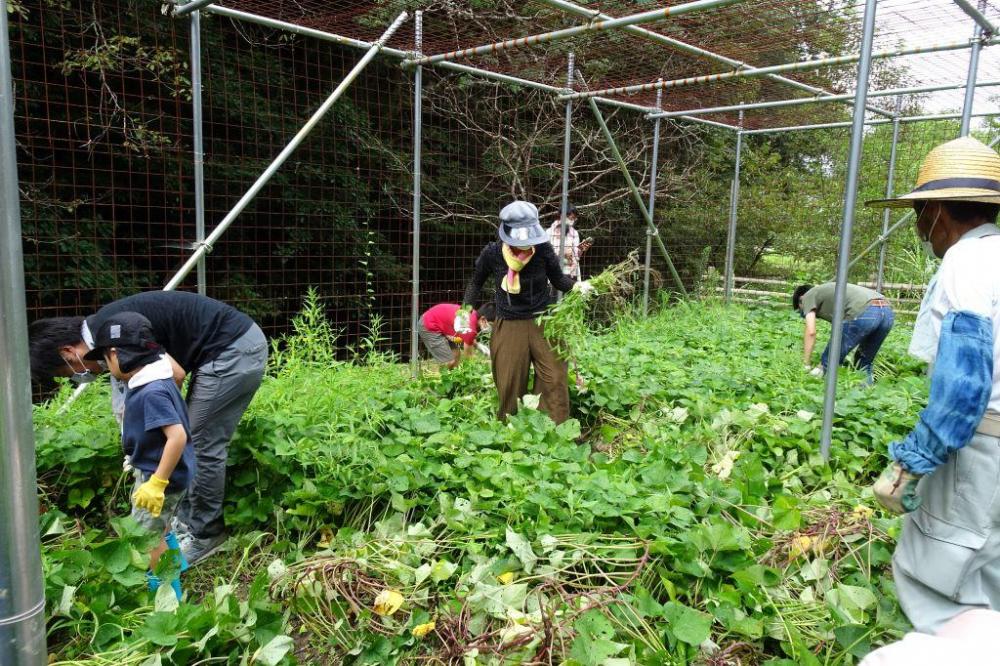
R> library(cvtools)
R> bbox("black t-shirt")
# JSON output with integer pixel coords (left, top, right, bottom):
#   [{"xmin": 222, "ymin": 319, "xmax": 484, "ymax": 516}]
[{"xmin": 86, "ymin": 291, "xmax": 254, "ymax": 372}]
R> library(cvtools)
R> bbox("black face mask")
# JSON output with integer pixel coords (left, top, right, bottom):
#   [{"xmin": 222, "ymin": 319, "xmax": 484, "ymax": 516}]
[{"xmin": 63, "ymin": 352, "xmax": 96, "ymax": 385}]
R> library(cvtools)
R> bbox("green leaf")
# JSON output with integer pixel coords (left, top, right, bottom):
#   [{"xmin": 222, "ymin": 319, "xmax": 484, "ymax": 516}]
[
  {"xmin": 663, "ymin": 601, "xmax": 713, "ymax": 646},
  {"xmin": 414, "ymin": 563, "xmax": 432, "ymax": 587},
  {"xmin": 92, "ymin": 540, "xmax": 131, "ymax": 575},
  {"xmin": 431, "ymin": 559, "xmax": 458, "ymax": 583},
  {"xmin": 55, "ymin": 585, "xmax": 76, "ymax": 617},
  {"xmin": 833, "ymin": 624, "xmax": 873, "ymax": 658},
  {"xmin": 569, "ymin": 610, "xmax": 626, "ymax": 666},
  {"xmin": 252, "ymin": 634, "xmax": 294, "ymax": 665},
  {"xmin": 505, "ymin": 527, "xmax": 538, "ymax": 574},
  {"xmin": 154, "ymin": 584, "xmax": 179, "ymax": 613},
  {"xmin": 772, "ymin": 495, "xmax": 802, "ymax": 531},
  {"xmin": 139, "ymin": 612, "xmax": 180, "ymax": 647}
]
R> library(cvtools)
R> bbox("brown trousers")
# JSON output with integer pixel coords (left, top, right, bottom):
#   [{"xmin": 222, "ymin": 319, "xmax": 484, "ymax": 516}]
[{"xmin": 490, "ymin": 319, "xmax": 569, "ymax": 424}]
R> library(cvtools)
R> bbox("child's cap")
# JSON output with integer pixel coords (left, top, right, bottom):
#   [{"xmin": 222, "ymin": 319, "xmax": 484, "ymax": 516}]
[{"xmin": 84, "ymin": 311, "xmax": 162, "ymax": 361}]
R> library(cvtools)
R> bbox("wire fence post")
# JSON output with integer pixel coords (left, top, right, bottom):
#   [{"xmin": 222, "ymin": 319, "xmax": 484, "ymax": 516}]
[
  {"xmin": 876, "ymin": 96, "xmax": 902, "ymax": 293},
  {"xmin": 409, "ymin": 10, "xmax": 423, "ymax": 378},
  {"xmin": 960, "ymin": 0, "xmax": 987, "ymax": 136},
  {"xmin": 820, "ymin": 0, "xmax": 878, "ymax": 461},
  {"xmin": 724, "ymin": 111, "xmax": 743, "ymax": 304},
  {"xmin": 557, "ymin": 52, "xmax": 575, "ymax": 291},
  {"xmin": 191, "ymin": 9, "xmax": 207, "ymax": 295},
  {"xmin": 643, "ymin": 88, "xmax": 663, "ymax": 314},
  {"xmin": 0, "ymin": 3, "xmax": 47, "ymax": 663}
]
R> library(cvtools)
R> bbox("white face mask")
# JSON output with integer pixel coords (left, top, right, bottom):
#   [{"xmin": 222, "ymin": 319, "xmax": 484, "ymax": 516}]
[{"xmin": 918, "ymin": 206, "xmax": 942, "ymax": 258}]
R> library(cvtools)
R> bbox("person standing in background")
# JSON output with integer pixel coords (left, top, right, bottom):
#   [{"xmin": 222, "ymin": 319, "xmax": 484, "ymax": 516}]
[{"xmin": 548, "ymin": 206, "xmax": 593, "ymax": 280}]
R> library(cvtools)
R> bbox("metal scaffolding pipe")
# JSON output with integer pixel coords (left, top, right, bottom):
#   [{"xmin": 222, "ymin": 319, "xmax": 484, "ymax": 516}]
[
  {"xmin": 404, "ymin": 0, "xmax": 743, "ymax": 67},
  {"xmin": 557, "ymin": 53, "xmax": 575, "ymax": 281},
  {"xmin": 164, "ymin": 11, "xmax": 409, "ymax": 291},
  {"xmin": 876, "ymin": 98, "xmax": 902, "ymax": 293},
  {"xmin": 961, "ymin": 3, "xmax": 986, "ymax": 135},
  {"xmin": 820, "ymin": 0, "xmax": 878, "ymax": 461},
  {"xmin": 742, "ymin": 110, "xmax": 1000, "ymax": 135},
  {"xmin": 200, "ymin": 5, "xmax": 664, "ymax": 120},
  {"xmin": 678, "ymin": 114, "xmax": 739, "ymax": 131},
  {"xmin": 588, "ymin": 98, "xmax": 687, "ymax": 295},
  {"xmin": 409, "ymin": 12, "xmax": 423, "ymax": 378},
  {"xmin": 534, "ymin": 0, "xmax": 894, "ymax": 119},
  {"xmin": 649, "ymin": 79, "xmax": 1000, "ymax": 119},
  {"xmin": 955, "ymin": 0, "xmax": 998, "ymax": 35},
  {"xmin": 643, "ymin": 88, "xmax": 663, "ymax": 314},
  {"xmin": 174, "ymin": 0, "xmax": 216, "ymax": 17},
  {"xmin": 191, "ymin": 10, "xmax": 207, "ymax": 295},
  {"xmin": 560, "ymin": 35, "xmax": 999, "ymax": 101},
  {"xmin": 724, "ymin": 114, "xmax": 743, "ymax": 303},
  {"xmin": 0, "ymin": 2, "xmax": 47, "ymax": 662}
]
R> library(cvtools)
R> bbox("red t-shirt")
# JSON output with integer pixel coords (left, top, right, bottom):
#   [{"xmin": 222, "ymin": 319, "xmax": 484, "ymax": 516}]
[{"xmin": 421, "ymin": 303, "xmax": 478, "ymax": 346}]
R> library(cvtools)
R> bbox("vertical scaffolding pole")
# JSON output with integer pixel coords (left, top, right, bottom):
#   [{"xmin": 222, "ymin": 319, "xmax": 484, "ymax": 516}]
[
  {"xmin": 588, "ymin": 98, "xmax": 687, "ymax": 295},
  {"xmin": 0, "ymin": 4, "xmax": 47, "ymax": 664},
  {"xmin": 723, "ymin": 111, "xmax": 743, "ymax": 303},
  {"xmin": 557, "ymin": 53, "xmax": 575, "ymax": 280},
  {"xmin": 643, "ymin": 88, "xmax": 663, "ymax": 314},
  {"xmin": 820, "ymin": 0, "xmax": 878, "ymax": 461},
  {"xmin": 191, "ymin": 10, "xmax": 207, "ymax": 295},
  {"xmin": 409, "ymin": 11, "xmax": 423, "ymax": 378},
  {"xmin": 876, "ymin": 97, "xmax": 902, "ymax": 293},
  {"xmin": 960, "ymin": 1, "xmax": 986, "ymax": 136}
]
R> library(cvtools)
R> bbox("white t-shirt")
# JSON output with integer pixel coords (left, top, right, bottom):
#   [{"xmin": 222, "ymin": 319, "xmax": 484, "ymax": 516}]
[{"xmin": 909, "ymin": 223, "xmax": 1000, "ymax": 411}]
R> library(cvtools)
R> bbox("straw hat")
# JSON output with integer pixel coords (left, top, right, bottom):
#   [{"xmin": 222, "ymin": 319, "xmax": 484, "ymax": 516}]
[
  {"xmin": 497, "ymin": 200, "xmax": 549, "ymax": 246},
  {"xmin": 866, "ymin": 136, "xmax": 1000, "ymax": 208}
]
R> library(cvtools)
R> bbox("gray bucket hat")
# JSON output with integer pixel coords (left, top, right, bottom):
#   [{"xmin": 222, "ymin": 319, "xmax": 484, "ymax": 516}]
[{"xmin": 497, "ymin": 200, "xmax": 549, "ymax": 247}]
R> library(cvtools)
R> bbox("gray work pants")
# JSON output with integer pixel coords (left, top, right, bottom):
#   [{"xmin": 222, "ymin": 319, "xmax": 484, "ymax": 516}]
[
  {"xmin": 177, "ymin": 325, "xmax": 268, "ymax": 538},
  {"xmin": 893, "ymin": 431, "xmax": 1000, "ymax": 633}
]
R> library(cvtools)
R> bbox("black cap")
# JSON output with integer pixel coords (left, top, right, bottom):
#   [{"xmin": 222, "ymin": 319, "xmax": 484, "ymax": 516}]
[{"xmin": 83, "ymin": 312, "xmax": 161, "ymax": 361}]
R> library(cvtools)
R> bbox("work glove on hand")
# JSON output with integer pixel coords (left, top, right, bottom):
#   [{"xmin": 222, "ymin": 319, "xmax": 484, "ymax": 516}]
[
  {"xmin": 873, "ymin": 462, "xmax": 923, "ymax": 514},
  {"xmin": 475, "ymin": 342, "xmax": 491, "ymax": 357},
  {"xmin": 133, "ymin": 475, "xmax": 170, "ymax": 517},
  {"xmin": 572, "ymin": 280, "xmax": 595, "ymax": 297},
  {"xmin": 454, "ymin": 307, "xmax": 473, "ymax": 335}
]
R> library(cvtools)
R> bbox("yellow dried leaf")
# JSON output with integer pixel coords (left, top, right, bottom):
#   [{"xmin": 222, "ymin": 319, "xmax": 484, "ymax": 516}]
[
  {"xmin": 373, "ymin": 589, "xmax": 404, "ymax": 616},
  {"xmin": 497, "ymin": 572, "xmax": 515, "ymax": 585},
  {"xmin": 851, "ymin": 505, "xmax": 875, "ymax": 521},
  {"xmin": 789, "ymin": 535, "xmax": 813, "ymax": 559},
  {"xmin": 412, "ymin": 620, "xmax": 436, "ymax": 638}
]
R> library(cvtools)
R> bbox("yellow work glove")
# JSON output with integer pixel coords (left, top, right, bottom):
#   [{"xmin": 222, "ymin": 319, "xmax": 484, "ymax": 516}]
[{"xmin": 133, "ymin": 475, "xmax": 170, "ymax": 517}]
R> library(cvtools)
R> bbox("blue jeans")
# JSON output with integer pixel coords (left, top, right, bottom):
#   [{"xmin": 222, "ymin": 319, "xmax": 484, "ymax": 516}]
[{"xmin": 820, "ymin": 304, "xmax": 894, "ymax": 382}]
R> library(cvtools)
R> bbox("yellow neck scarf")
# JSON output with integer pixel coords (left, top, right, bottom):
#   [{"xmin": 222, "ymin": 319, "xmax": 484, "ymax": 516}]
[{"xmin": 501, "ymin": 244, "xmax": 534, "ymax": 294}]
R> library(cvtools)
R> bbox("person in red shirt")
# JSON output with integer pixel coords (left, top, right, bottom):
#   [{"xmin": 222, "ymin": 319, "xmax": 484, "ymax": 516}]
[{"xmin": 418, "ymin": 302, "xmax": 495, "ymax": 368}]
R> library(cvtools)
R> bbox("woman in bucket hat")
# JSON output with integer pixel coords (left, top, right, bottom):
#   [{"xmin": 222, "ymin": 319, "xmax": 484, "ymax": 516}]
[
  {"xmin": 457, "ymin": 200, "xmax": 593, "ymax": 423},
  {"xmin": 867, "ymin": 136, "xmax": 1000, "ymax": 634}
]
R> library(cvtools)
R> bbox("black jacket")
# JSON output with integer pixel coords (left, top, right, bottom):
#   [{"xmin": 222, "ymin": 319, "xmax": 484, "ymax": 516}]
[{"xmin": 463, "ymin": 241, "xmax": 577, "ymax": 320}]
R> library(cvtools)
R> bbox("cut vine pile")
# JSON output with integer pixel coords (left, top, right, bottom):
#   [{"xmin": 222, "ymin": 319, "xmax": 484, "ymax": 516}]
[{"xmin": 35, "ymin": 293, "xmax": 929, "ymax": 665}]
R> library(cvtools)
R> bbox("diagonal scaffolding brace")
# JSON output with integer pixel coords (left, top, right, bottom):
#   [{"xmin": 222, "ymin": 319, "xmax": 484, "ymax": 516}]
[
  {"xmin": 587, "ymin": 98, "xmax": 687, "ymax": 295},
  {"xmin": 164, "ymin": 11, "xmax": 409, "ymax": 290}
]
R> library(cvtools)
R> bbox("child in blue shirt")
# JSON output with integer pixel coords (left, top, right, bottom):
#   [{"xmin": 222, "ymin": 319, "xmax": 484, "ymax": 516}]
[{"xmin": 84, "ymin": 312, "xmax": 195, "ymax": 592}]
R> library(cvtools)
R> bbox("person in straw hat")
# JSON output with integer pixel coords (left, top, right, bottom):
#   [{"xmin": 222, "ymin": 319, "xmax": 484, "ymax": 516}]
[
  {"xmin": 867, "ymin": 136, "xmax": 1000, "ymax": 634},
  {"xmin": 457, "ymin": 200, "xmax": 594, "ymax": 424}
]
